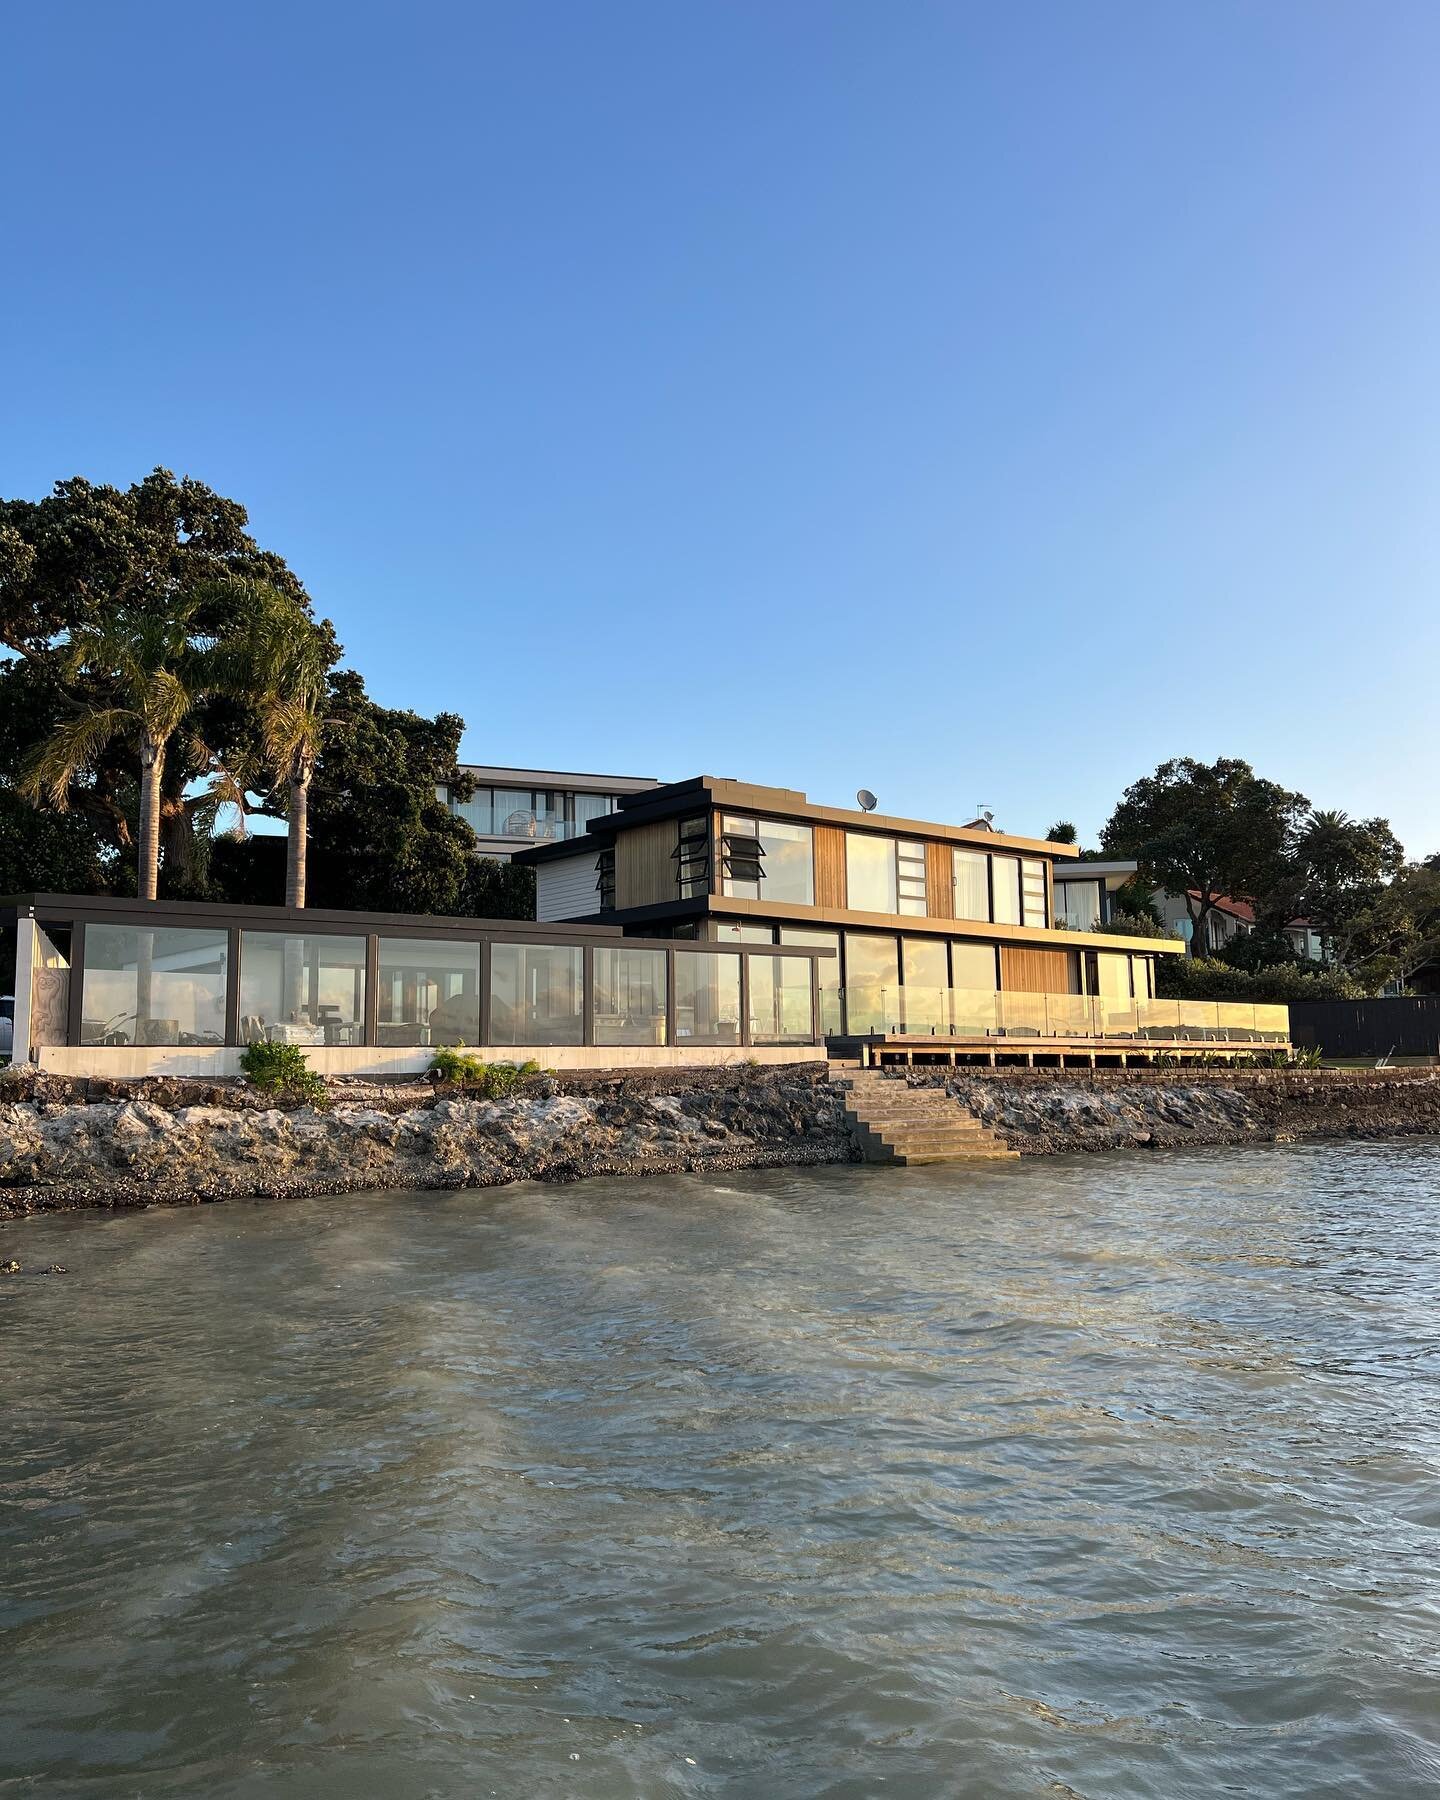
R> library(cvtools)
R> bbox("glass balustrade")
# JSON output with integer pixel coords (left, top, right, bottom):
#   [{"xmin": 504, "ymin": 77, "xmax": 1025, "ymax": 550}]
[{"xmin": 836, "ymin": 988, "xmax": 1289, "ymax": 1044}]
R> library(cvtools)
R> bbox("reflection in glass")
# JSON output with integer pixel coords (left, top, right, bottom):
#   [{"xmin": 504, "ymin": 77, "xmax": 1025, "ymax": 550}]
[
  {"xmin": 721, "ymin": 816, "xmax": 814, "ymax": 903},
  {"xmin": 780, "ymin": 928, "xmax": 841, "ymax": 1035},
  {"xmin": 594, "ymin": 947, "xmax": 667, "ymax": 1045},
  {"xmin": 902, "ymin": 937, "xmax": 948, "ymax": 1032},
  {"xmin": 377, "ymin": 938, "xmax": 480, "ymax": 1046},
  {"xmin": 846, "ymin": 835, "xmax": 897, "ymax": 913},
  {"xmin": 80, "ymin": 926, "xmax": 229, "ymax": 1047},
  {"xmin": 844, "ymin": 933, "xmax": 899, "ymax": 1034},
  {"xmin": 674, "ymin": 952, "xmax": 741, "ymax": 1044},
  {"xmin": 951, "ymin": 940, "xmax": 998, "ymax": 992},
  {"xmin": 991, "ymin": 856, "xmax": 1022, "ymax": 925},
  {"xmin": 748, "ymin": 955, "xmax": 815, "ymax": 1043},
  {"xmin": 238, "ymin": 933, "xmax": 366, "ymax": 1045},
  {"xmin": 489, "ymin": 942, "xmax": 584, "ymax": 1044}
]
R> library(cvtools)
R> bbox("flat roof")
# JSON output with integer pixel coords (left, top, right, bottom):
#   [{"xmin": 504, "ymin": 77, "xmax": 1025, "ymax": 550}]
[
  {"xmin": 455, "ymin": 764, "xmax": 660, "ymax": 796},
  {"xmin": 517, "ymin": 775, "xmax": 1081, "ymax": 863}
]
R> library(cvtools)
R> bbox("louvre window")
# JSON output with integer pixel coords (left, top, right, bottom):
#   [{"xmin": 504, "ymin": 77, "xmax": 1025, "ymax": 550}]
[
  {"xmin": 595, "ymin": 847, "xmax": 616, "ymax": 908},
  {"xmin": 673, "ymin": 815, "xmax": 711, "ymax": 898}
]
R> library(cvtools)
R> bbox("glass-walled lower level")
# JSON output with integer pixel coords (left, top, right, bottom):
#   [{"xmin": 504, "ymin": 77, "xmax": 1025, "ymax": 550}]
[
  {"xmin": 705, "ymin": 918, "xmax": 1161, "ymax": 1039},
  {"xmin": 66, "ymin": 919, "xmax": 824, "ymax": 1051}
]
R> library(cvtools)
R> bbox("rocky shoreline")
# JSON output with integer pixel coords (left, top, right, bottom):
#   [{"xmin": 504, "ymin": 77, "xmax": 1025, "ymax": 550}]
[
  {"xmin": 0, "ymin": 1065, "xmax": 854, "ymax": 1219},
  {"xmin": 901, "ymin": 1066, "xmax": 1440, "ymax": 1156},
  {"xmin": 1, "ymin": 1064, "xmax": 1437, "ymax": 1221}
]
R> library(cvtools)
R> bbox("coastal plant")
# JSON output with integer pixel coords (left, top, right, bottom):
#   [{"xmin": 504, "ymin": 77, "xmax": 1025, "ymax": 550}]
[
  {"xmin": 239, "ymin": 1039, "xmax": 330, "ymax": 1107},
  {"xmin": 429, "ymin": 1047, "xmax": 542, "ymax": 1098}
]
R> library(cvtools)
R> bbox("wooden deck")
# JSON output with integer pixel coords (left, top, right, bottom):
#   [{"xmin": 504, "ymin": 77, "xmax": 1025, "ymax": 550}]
[{"xmin": 836, "ymin": 1031, "xmax": 1293, "ymax": 1069}]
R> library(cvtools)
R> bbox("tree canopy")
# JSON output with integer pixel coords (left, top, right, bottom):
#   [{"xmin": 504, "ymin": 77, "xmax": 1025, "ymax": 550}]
[{"xmin": 1101, "ymin": 757, "xmax": 1310, "ymax": 953}]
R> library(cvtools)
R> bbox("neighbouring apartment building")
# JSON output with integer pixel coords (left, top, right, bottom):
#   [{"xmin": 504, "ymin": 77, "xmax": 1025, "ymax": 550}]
[{"xmin": 438, "ymin": 764, "xmax": 661, "ymax": 859}]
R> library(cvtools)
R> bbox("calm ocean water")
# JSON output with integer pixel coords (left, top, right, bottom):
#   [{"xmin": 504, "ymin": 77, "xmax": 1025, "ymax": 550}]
[{"xmin": 3, "ymin": 1142, "xmax": 1439, "ymax": 1799}]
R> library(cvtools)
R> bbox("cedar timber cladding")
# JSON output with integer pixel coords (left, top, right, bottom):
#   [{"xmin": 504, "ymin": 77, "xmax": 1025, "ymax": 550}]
[
  {"xmin": 814, "ymin": 826, "xmax": 847, "ymax": 909},
  {"xmin": 924, "ymin": 841, "xmax": 953, "ymax": 919},
  {"xmin": 1000, "ymin": 944, "xmax": 1079, "ymax": 994},
  {"xmin": 615, "ymin": 818, "xmax": 679, "ymax": 909}
]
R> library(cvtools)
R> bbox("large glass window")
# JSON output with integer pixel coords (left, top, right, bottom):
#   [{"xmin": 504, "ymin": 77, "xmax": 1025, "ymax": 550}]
[
  {"xmin": 573, "ymin": 793, "xmax": 616, "ymax": 832},
  {"xmin": 897, "ymin": 841, "xmax": 927, "ymax": 916},
  {"xmin": 748, "ymin": 955, "xmax": 816, "ymax": 1044},
  {"xmin": 951, "ymin": 940, "xmax": 998, "ymax": 992},
  {"xmin": 902, "ymin": 937, "xmax": 948, "ymax": 1033},
  {"xmin": 843, "ymin": 933, "xmax": 899, "ymax": 1034},
  {"xmin": 239, "ymin": 933, "xmax": 365, "ymax": 1045},
  {"xmin": 954, "ymin": 849, "xmax": 990, "ymax": 921},
  {"xmin": 80, "ymin": 926, "xmax": 229, "ymax": 1047},
  {"xmin": 593, "ymin": 947, "xmax": 667, "ymax": 1045},
  {"xmin": 846, "ymin": 834, "xmax": 897, "ymax": 913},
  {"xmin": 780, "ymin": 928, "xmax": 841, "ymax": 1036},
  {"xmin": 377, "ymin": 938, "xmax": 480, "ymax": 1046},
  {"xmin": 1056, "ymin": 879, "xmax": 1100, "ymax": 932},
  {"xmin": 721, "ymin": 816, "xmax": 814, "ymax": 904},
  {"xmin": 489, "ymin": 942, "xmax": 584, "ymax": 1044},
  {"xmin": 674, "ymin": 952, "xmax": 741, "ymax": 1045},
  {"xmin": 450, "ymin": 785, "xmax": 494, "ymax": 835},
  {"xmin": 991, "ymin": 856, "xmax": 1022, "ymax": 925},
  {"xmin": 1021, "ymin": 859, "xmax": 1048, "ymax": 928}
]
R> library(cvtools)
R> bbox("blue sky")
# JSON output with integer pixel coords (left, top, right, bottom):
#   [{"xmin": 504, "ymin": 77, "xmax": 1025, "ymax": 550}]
[{"xmin": 4, "ymin": 3, "xmax": 1437, "ymax": 853}]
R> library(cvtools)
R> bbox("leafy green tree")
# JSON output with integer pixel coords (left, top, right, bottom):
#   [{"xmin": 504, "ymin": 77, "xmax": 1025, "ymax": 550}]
[
  {"xmin": 1101, "ymin": 757, "xmax": 1310, "ymax": 957},
  {"xmin": 0, "ymin": 470, "xmax": 326, "ymax": 893},
  {"xmin": 0, "ymin": 788, "xmax": 107, "ymax": 895},
  {"xmin": 1045, "ymin": 820, "xmax": 1078, "ymax": 845},
  {"xmin": 1281, "ymin": 809, "xmax": 1405, "ymax": 965},
  {"xmin": 297, "ymin": 673, "xmax": 530, "ymax": 918}
]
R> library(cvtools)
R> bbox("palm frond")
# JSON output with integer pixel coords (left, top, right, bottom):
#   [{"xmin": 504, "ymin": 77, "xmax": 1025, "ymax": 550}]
[{"xmin": 20, "ymin": 707, "xmax": 135, "ymax": 808}]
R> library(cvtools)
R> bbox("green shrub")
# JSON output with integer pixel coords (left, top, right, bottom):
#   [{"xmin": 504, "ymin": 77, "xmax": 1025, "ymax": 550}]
[
  {"xmin": 1093, "ymin": 911, "xmax": 1179, "ymax": 941},
  {"xmin": 239, "ymin": 1040, "xmax": 330, "ymax": 1107},
  {"xmin": 1156, "ymin": 955, "xmax": 1364, "ymax": 1003},
  {"xmin": 428, "ymin": 1048, "xmax": 542, "ymax": 1098}
]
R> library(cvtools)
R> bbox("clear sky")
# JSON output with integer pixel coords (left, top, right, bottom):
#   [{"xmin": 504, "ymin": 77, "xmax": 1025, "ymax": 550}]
[{"xmin": 4, "ymin": 3, "xmax": 1437, "ymax": 854}]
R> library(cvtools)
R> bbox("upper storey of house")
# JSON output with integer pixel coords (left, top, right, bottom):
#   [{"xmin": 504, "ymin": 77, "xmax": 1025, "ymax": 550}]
[{"xmin": 516, "ymin": 776, "xmax": 1180, "ymax": 959}]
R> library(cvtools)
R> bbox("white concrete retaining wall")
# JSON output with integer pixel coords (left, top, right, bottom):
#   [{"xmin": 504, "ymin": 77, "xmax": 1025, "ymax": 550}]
[{"xmin": 33, "ymin": 1043, "xmax": 827, "ymax": 1080}]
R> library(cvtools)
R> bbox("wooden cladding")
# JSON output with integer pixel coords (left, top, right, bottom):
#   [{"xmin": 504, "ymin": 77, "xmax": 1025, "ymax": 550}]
[
  {"xmin": 615, "ymin": 819, "xmax": 679, "ymax": 909},
  {"xmin": 924, "ymin": 842, "xmax": 953, "ymax": 919},
  {"xmin": 814, "ymin": 826, "xmax": 847, "ymax": 909},
  {"xmin": 1000, "ymin": 945, "xmax": 1079, "ymax": 995}
]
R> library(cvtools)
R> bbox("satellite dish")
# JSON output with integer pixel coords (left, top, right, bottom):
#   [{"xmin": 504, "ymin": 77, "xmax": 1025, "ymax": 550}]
[{"xmin": 857, "ymin": 788, "xmax": 878, "ymax": 813}]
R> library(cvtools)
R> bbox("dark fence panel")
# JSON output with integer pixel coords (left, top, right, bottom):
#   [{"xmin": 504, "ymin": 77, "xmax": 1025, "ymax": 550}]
[{"xmin": 1289, "ymin": 998, "xmax": 1440, "ymax": 1059}]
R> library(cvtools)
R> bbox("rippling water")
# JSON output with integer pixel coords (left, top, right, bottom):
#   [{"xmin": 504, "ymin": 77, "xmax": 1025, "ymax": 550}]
[{"xmin": 4, "ymin": 1141, "xmax": 1440, "ymax": 1798}]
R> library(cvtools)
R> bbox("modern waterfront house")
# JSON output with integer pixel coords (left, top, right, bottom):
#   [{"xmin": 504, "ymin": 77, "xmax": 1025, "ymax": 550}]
[
  {"xmin": 516, "ymin": 777, "xmax": 1291, "ymax": 1062},
  {"xmin": 438, "ymin": 764, "xmax": 661, "ymax": 859},
  {"xmin": 0, "ymin": 777, "xmax": 1291, "ymax": 1079}
]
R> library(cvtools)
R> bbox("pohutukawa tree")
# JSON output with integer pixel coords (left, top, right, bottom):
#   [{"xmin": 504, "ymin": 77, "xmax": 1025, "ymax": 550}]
[{"xmin": 1101, "ymin": 756, "xmax": 1311, "ymax": 957}]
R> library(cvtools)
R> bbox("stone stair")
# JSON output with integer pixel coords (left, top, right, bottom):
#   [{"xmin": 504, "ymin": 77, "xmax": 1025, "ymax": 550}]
[{"xmin": 830, "ymin": 1066, "xmax": 1018, "ymax": 1166}]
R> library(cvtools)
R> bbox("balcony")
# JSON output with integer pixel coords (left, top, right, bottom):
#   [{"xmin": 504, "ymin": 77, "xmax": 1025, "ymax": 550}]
[{"xmin": 837, "ymin": 986, "xmax": 1291, "ymax": 1064}]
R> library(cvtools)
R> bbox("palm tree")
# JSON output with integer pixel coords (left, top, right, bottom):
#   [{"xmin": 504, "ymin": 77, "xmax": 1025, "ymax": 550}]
[
  {"xmin": 21, "ymin": 599, "xmax": 216, "ymax": 901},
  {"xmin": 238, "ymin": 592, "xmax": 333, "ymax": 907}
]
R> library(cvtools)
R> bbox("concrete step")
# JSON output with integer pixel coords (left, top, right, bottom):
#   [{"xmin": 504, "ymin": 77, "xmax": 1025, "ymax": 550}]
[
  {"xmin": 861, "ymin": 1125, "xmax": 1003, "ymax": 1151},
  {"xmin": 864, "ymin": 1143, "xmax": 1019, "ymax": 1165},
  {"xmin": 851, "ymin": 1120, "xmax": 994, "ymax": 1144}
]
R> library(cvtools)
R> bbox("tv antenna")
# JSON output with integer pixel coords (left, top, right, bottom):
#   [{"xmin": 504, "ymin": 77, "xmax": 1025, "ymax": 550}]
[{"xmin": 856, "ymin": 788, "xmax": 878, "ymax": 813}]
